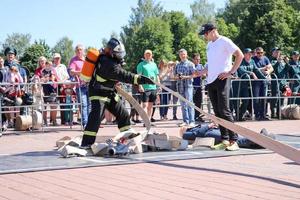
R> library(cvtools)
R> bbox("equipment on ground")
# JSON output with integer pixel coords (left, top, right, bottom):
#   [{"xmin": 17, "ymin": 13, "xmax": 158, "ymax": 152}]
[
  {"xmin": 15, "ymin": 115, "xmax": 32, "ymax": 131},
  {"xmin": 32, "ymin": 110, "xmax": 42, "ymax": 130},
  {"xmin": 281, "ymin": 104, "xmax": 300, "ymax": 119},
  {"xmin": 154, "ymin": 81, "xmax": 300, "ymax": 164},
  {"xmin": 106, "ymin": 140, "xmax": 130, "ymax": 157}
]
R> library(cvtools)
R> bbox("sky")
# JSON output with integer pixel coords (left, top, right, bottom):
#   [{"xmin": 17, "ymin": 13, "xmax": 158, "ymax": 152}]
[{"xmin": 0, "ymin": 0, "xmax": 226, "ymax": 49}]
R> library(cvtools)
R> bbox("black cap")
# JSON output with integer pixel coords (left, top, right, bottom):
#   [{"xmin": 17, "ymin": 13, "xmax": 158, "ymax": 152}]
[
  {"xmin": 243, "ymin": 48, "xmax": 253, "ymax": 53},
  {"xmin": 4, "ymin": 47, "xmax": 17, "ymax": 56},
  {"xmin": 291, "ymin": 50, "xmax": 299, "ymax": 56},
  {"xmin": 271, "ymin": 47, "xmax": 281, "ymax": 52},
  {"xmin": 199, "ymin": 23, "xmax": 216, "ymax": 35}
]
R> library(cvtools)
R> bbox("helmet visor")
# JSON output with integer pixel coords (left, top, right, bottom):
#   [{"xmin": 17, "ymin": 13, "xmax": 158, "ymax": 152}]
[{"xmin": 112, "ymin": 43, "xmax": 126, "ymax": 60}]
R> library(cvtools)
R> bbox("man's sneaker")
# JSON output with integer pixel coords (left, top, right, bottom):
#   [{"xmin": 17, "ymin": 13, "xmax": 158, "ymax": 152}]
[
  {"xmin": 211, "ymin": 140, "xmax": 230, "ymax": 150},
  {"xmin": 260, "ymin": 128, "xmax": 276, "ymax": 140},
  {"xmin": 226, "ymin": 141, "xmax": 240, "ymax": 151},
  {"xmin": 188, "ymin": 122, "xmax": 196, "ymax": 128},
  {"xmin": 178, "ymin": 122, "xmax": 188, "ymax": 127}
]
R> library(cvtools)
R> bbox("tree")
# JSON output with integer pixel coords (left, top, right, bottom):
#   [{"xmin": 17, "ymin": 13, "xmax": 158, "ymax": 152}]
[
  {"xmin": 1, "ymin": 33, "xmax": 31, "ymax": 58},
  {"xmin": 34, "ymin": 39, "xmax": 52, "ymax": 60},
  {"xmin": 162, "ymin": 11, "xmax": 193, "ymax": 55},
  {"xmin": 129, "ymin": 0, "xmax": 164, "ymax": 26},
  {"xmin": 286, "ymin": 0, "xmax": 300, "ymax": 11},
  {"xmin": 129, "ymin": 17, "xmax": 174, "ymax": 68},
  {"xmin": 20, "ymin": 44, "xmax": 50, "ymax": 73},
  {"xmin": 179, "ymin": 32, "xmax": 207, "ymax": 62},
  {"xmin": 220, "ymin": 0, "xmax": 248, "ymax": 25},
  {"xmin": 52, "ymin": 37, "xmax": 74, "ymax": 65},
  {"xmin": 219, "ymin": 0, "xmax": 300, "ymax": 53},
  {"xmin": 121, "ymin": 0, "xmax": 164, "ymax": 69},
  {"xmin": 190, "ymin": 0, "xmax": 216, "ymax": 25},
  {"xmin": 215, "ymin": 18, "xmax": 239, "ymax": 42}
]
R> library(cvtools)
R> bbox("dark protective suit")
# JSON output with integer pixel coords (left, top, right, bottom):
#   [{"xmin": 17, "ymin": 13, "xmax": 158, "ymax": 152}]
[{"xmin": 81, "ymin": 54, "xmax": 142, "ymax": 146}]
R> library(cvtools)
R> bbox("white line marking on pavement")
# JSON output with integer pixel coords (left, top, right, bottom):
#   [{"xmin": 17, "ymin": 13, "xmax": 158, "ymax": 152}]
[
  {"xmin": 135, "ymin": 152, "xmax": 203, "ymax": 160},
  {"xmin": 279, "ymin": 140, "xmax": 300, "ymax": 144},
  {"xmin": 77, "ymin": 157, "xmax": 115, "ymax": 163},
  {"xmin": 77, "ymin": 152, "xmax": 204, "ymax": 163}
]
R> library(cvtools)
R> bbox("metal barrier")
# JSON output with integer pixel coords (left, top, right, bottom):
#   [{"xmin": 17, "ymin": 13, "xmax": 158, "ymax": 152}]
[
  {"xmin": 230, "ymin": 77, "xmax": 300, "ymax": 120},
  {"xmin": 4, "ymin": 75, "xmax": 296, "ymax": 134},
  {"xmin": 0, "ymin": 81, "xmax": 82, "ymax": 133}
]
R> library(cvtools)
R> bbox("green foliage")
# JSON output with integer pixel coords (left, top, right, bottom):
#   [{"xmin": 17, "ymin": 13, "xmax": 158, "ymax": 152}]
[
  {"xmin": 162, "ymin": 11, "xmax": 193, "ymax": 55},
  {"xmin": 220, "ymin": 0, "xmax": 248, "ymax": 25},
  {"xmin": 129, "ymin": 0, "xmax": 164, "ymax": 26},
  {"xmin": 215, "ymin": 18, "xmax": 239, "ymax": 41},
  {"xmin": 179, "ymin": 32, "xmax": 207, "ymax": 63},
  {"xmin": 34, "ymin": 39, "xmax": 52, "ymax": 59},
  {"xmin": 1, "ymin": 33, "xmax": 31, "ymax": 58},
  {"xmin": 130, "ymin": 17, "xmax": 174, "ymax": 68},
  {"xmin": 120, "ymin": 25, "xmax": 139, "ymax": 69},
  {"xmin": 190, "ymin": 0, "xmax": 216, "ymax": 25},
  {"xmin": 20, "ymin": 44, "xmax": 49, "ymax": 73},
  {"xmin": 219, "ymin": 0, "xmax": 300, "ymax": 55},
  {"xmin": 5, "ymin": 0, "xmax": 300, "ymax": 70},
  {"xmin": 52, "ymin": 37, "xmax": 74, "ymax": 66},
  {"xmin": 286, "ymin": 0, "xmax": 300, "ymax": 11},
  {"xmin": 121, "ymin": 0, "xmax": 165, "ymax": 69}
]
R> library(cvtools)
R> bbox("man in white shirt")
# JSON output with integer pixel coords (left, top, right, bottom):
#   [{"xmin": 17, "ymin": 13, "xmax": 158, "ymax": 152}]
[{"xmin": 198, "ymin": 23, "xmax": 244, "ymax": 151}]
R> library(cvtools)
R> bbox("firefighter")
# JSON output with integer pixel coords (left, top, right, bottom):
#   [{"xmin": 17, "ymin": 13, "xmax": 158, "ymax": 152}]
[{"xmin": 81, "ymin": 38, "xmax": 154, "ymax": 147}]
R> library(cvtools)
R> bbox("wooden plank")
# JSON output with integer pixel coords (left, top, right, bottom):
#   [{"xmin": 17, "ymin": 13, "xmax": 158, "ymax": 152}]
[
  {"xmin": 115, "ymin": 85, "xmax": 151, "ymax": 130},
  {"xmin": 155, "ymin": 81, "xmax": 300, "ymax": 164}
]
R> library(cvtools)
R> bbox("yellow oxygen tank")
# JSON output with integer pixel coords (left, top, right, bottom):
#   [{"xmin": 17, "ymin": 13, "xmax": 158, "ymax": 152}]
[{"xmin": 80, "ymin": 48, "xmax": 100, "ymax": 82}]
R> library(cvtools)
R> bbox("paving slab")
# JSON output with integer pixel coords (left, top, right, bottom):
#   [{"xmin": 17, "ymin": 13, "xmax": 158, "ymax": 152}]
[{"xmin": 0, "ymin": 119, "xmax": 300, "ymax": 200}]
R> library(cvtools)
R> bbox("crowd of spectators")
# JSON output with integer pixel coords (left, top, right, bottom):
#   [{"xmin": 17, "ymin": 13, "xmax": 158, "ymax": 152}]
[
  {"xmin": 230, "ymin": 47, "xmax": 300, "ymax": 121},
  {"xmin": 0, "ymin": 46, "xmax": 83, "ymax": 131},
  {"xmin": 1, "ymin": 44, "xmax": 300, "ymax": 132},
  {"xmin": 133, "ymin": 46, "xmax": 300, "ymax": 125}
]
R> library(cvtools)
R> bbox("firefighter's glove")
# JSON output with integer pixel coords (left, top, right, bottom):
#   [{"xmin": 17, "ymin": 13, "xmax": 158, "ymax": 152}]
[{"xmin": 138, "ymin": 75, "xmax": 155, "ymax": 84}]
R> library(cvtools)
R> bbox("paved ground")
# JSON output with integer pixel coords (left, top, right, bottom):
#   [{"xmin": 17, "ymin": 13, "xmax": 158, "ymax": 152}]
[{"xmin": 0, "ymin": 118, "xmax": 300, "ymax": 200}]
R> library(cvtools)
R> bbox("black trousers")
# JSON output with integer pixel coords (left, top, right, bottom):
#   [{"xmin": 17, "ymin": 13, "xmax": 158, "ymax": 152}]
[
  {"xmin": 193, "ymin": 85, "xmax": 203, "ymax": 119},
  {"xmin": 81, "ymin": 94, "xmax": 131, "ymax": 146},
  {"xmin": 207, "ymin": 78, "xmax": 238, "ymax": 141}
]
